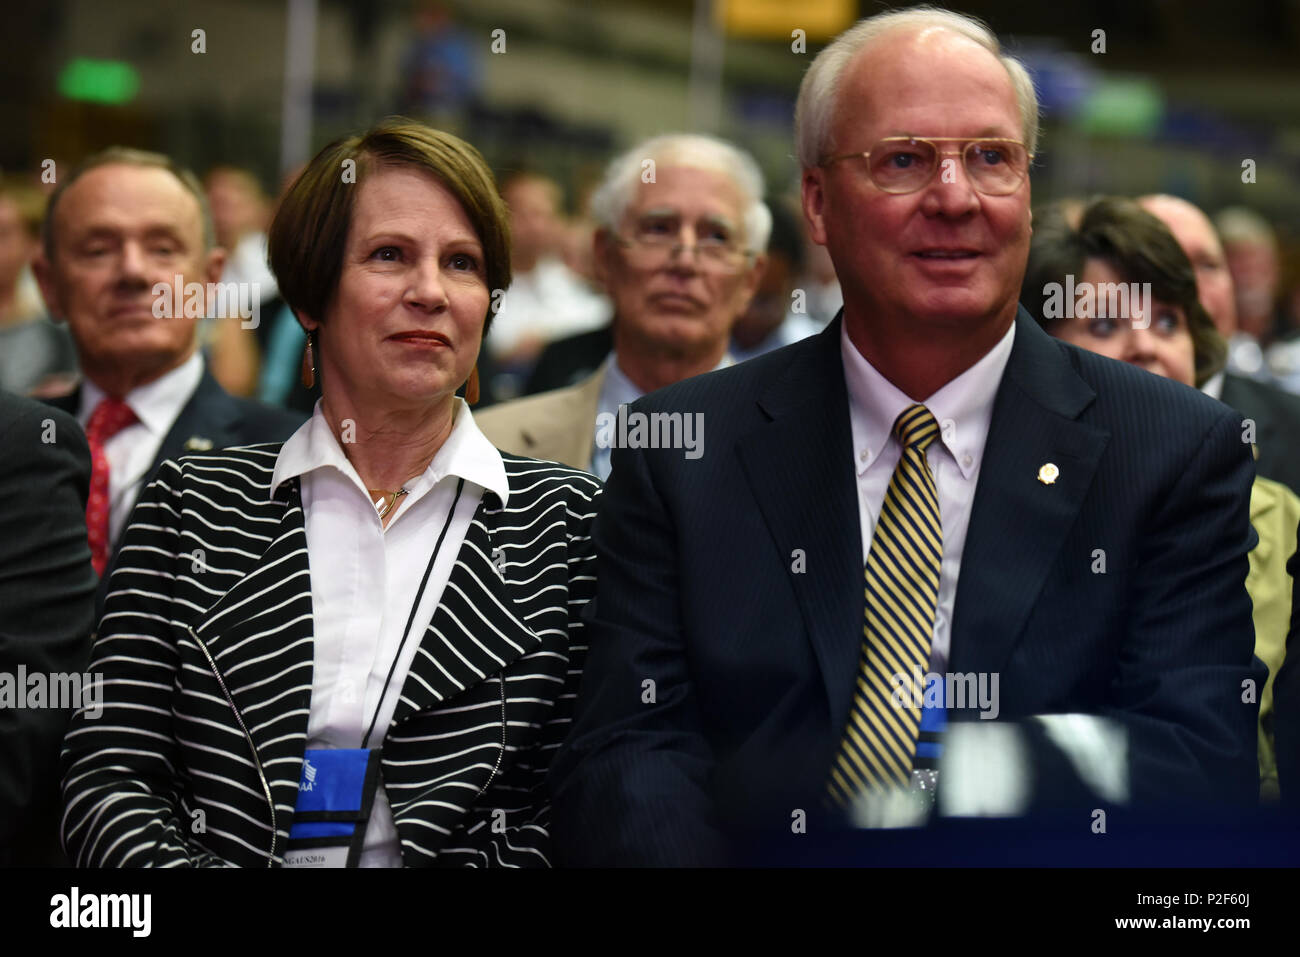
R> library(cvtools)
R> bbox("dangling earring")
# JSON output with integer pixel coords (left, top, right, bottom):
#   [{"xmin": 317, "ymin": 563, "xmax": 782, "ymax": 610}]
[
  {"xmin": 465, "ymin": 365, "xmax": 480, "ymax": 405},
  {"xmin": 301, "ymin": 330, "xmax": 317, "ymax": 389}
]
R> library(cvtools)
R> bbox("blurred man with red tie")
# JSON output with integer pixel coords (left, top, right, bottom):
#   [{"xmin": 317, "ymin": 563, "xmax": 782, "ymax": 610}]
[{"xmin": 33, "ymin": 148, "xmax": 302, "ymax": 595}]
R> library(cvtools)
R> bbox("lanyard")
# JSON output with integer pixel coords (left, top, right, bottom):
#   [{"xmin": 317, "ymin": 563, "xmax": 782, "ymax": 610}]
[{"xmin": 361, "ymin": 476, "xmax": 466, "ymax": 749}]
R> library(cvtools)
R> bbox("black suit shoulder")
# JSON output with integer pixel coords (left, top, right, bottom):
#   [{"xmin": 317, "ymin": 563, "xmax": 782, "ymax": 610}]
[
  {"xmin": 1066, "ymin": 336, "xmax": 1239, "ymax": 428},
  {"xmin": 633, "ymin": 326, "xmax": 828, "ymax": 424},
  {"xmin": 1220, "ymin": 373, "xmax": 1300, "ymax": 494},
  {"xmin": 1221, "ymin": 372, "xmax": 1300, "ymax": 421},
  {"xmin": 526, "ymin": 325, "xmax": 614, "ymax": 394},
  {"xmin": 222, "ymin": 394, "xmax": 307, "ymax": 444},
  {"xmin": 0, "ymin": 391, "xmax": 95, "ymax": 865}
]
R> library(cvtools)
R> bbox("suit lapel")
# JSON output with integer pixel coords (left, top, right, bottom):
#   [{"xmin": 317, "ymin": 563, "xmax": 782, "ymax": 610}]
[
  {"xmin": 189, "ymin": 477, "xmax": 313, "ymax": 785},
  {"xmin": 149, "ymin": 366, "xmax": 242, "ymax": 477},
  {"xmin": 735, "ymin": 320, "xmax": 862, "ymax": 733},
  {"xmin": 388, "ymin": 491, "xmax": 545, "ymax": 729},
  {"xmin": 949, "ymin": 312, "xmax": 1109, "ymax": 676},
  {"xmin": 517, "ymin": 367, "xmax": 605, "ymax": 471}
]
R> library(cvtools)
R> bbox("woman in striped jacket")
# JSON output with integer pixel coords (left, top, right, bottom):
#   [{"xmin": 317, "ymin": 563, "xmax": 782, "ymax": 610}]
[{"xmin": 60, "ymin": 120, "xmax": 601, "ymax": 867}]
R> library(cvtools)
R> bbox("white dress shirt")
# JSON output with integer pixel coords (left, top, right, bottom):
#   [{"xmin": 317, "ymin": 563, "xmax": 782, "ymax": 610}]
[
  {"xmin": 590, "ymin": 350, "xmax": 733, "ymax": 481},
  {"xmin": 78, "ymin": 351, "xmax": 204, "ymax": 551},
  {"xmin": 841, "ymin": 320, "xmax": 1016, "ymax": 673},
  {"xmin": 270, "ymin": 397, "xmax": 509, "ymax": 867}
]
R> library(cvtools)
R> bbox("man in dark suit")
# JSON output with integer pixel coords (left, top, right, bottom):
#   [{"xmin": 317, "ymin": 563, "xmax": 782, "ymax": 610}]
[
  {"xmin": 32, "ymin": 147, "xmax": 303, "ymax": 609},
  {"xmin": 549, "ymin": 9, "xmax": 1262, "ymax": 865},
  {"xmin": 0, "ymin": 393, "xmax": 96, "ymax": 865},
  {"xmin": 1141, "ymin": 194, "xmax": 1300, "ymax": 497}
]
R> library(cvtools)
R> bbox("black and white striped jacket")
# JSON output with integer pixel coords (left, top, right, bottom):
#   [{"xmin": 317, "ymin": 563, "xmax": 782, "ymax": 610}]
[{"xmin": 60, "ymin": 444, "xmax": 601, "ymax": 867}]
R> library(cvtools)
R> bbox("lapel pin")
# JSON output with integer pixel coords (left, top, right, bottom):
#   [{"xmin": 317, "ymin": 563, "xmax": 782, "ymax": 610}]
[
  {"xmin": 1037, "ymin": 463, "xmax": 1059, "ymax": 485},
  {"xmin": 184, "ymin": 436, "xmax": 214, "ymax": 452},
  {"xmin": 492, "ymin": 546, "xmax": 506, "ymax": 576}
]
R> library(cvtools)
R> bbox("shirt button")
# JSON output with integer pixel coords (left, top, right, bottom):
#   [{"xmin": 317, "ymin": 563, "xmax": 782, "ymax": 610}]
[
  {"xmin": 961, "ymin": 454, "xmax": 972, "ymax": 468},
  {"xmin": 860, "ymin": 449, "xmax": 870, "ymax": 462}
]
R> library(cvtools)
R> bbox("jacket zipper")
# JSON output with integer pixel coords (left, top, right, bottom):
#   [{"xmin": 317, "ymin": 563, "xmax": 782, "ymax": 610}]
[
  {"xmin": 476, "ymin": 674, "xmax": 508, "ymax": 799},
  {"xmin": 190, "ymin": 626, "xmax": 278, "ymax": 867}
]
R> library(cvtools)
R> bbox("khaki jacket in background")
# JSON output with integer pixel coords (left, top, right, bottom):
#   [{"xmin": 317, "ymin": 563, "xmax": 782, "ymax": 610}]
[
  {"xmin": 474, "ymin": 365, "xmax": 606, "ymax": 475},
  {"xmin": 1250, "ymin": 474, "xmax": 1300, "ymax": 802}
]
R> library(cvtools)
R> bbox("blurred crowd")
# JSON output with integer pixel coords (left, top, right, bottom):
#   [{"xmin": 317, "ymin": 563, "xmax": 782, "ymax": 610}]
[
  {"xmin": 4, "ymin": 4, "xmax": 1300, "ymax": 873},
  {"xmin": 9, "ymin": 157, "xmax": 1300, "ymax": 411}
]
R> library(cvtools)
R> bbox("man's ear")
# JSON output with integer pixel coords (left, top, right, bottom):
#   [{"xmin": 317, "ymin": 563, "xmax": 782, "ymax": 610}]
[
  {"xmin": 737, "ymin": 252, "xmax": 768, "ymax": 313},
  {"xmin": 801, "ymin": 168, "xmax": 829, "ymax": 247},
  {"xmin": 203, "ymin": 246, "xmax": 227, "ymax": 286},
  {"xmin": 592, "ymin": 227, "xmax": 616, "ymax": 286},
  {"xmin": 31, "ymin": 252, "xmax": 64, "ymax": 322}
]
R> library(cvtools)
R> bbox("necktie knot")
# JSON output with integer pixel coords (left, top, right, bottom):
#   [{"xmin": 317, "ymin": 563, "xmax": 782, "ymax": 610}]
[
  {"xmin": 87, "ymin": 397, "xmax": 138, "ymax": 445},
  {"xmin": 893, "ymin": 403, "xmax": 940, "ymax": 452}
]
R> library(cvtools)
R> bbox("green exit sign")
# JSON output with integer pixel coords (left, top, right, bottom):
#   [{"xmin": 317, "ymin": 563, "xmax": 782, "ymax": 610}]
[{"xmin": 58, "ymin": 58, "xmax": 140, "ymax": 105}]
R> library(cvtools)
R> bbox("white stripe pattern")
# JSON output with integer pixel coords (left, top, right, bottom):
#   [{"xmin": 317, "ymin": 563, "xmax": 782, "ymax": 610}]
[{"xmin": 61, "ymin": 445, "xmax": 601, "ymax": 868}]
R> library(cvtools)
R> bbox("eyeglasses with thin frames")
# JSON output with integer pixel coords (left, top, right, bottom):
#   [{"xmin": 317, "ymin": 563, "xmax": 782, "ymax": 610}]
[
  {"xmin": 821, "ymin": 137, "xmax": 1032, "ymax": 196},
  {"xmin": 615, "ymin": 217, "xmax": 754, "ymax": 273}
]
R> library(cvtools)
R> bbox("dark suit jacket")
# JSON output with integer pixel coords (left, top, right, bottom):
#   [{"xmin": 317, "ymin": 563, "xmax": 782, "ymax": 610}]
[
  {"xmin": 549, "ymin": 310, "xmax": 1262, "ymax": 865},
  {"xmin": 44, "ymin": 365, "xmax": 305, "ymax": 617},
  {"xmin": 0, "ymin": 393, "xmax": 96, "ymax": 866},
  {"xmin": 1220, "ymin": 372, "xmax": 1300, "ymax": 498},
  {"xmin": 60, "ymin": 446, "xmax": 601, "ymax": 866},
  {"xmin": 525, "ymin": 325, "xmax": 612, "ymax": 395}
]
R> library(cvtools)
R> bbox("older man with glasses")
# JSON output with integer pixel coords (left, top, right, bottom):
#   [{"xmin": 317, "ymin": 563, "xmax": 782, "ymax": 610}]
[
  {"xmin": 475, "ymin": 133, "xmax": 768, "ymax": 478},
  {"xmin": 549, "ymin": 7, "xmax": 1262, "ymax": 866}
]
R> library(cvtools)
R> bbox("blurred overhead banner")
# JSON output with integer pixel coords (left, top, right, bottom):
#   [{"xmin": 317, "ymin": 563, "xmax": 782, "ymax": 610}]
[{"xmin": 717, "ymin": 0, "xmax": 855, "ymax": 42}]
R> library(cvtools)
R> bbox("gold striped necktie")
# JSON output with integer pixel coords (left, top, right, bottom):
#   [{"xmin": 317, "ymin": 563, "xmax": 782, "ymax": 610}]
[{"xmin": 829, "ymin": 403, "xmax": 943, "ymax": 806}]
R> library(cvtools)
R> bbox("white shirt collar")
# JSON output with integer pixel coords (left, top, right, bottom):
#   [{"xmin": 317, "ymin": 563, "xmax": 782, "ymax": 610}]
[
  {"xmin": 78, "ymin": 351, "xmax": 204, "ymax": 435},
  {"xmin": 271, "ymin": 396, "xmax": 510, "ymax": 508},
  {"xmin": 841, "ymin": 319, "xmax": 1016, "ymax": 479},
  {"xmin": 1201, "ymin": 370, "xmax": 1225, "ymax": 401}
]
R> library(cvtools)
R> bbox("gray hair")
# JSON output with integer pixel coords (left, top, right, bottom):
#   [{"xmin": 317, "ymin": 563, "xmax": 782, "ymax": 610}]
[
  {"xmin": 589, "ymin": 133, "xmax": 772, "ymax": 253},
  {"xmin": 42, "ymin": 146, "xmax": 215, "ymax": 259},
  {"xmin": 1214, "ymin": 206, "xmax": 1277, "ymax": 251},
  {"xmin": 794, "ymin": 6, "xmax": 1040, "ymax": 169}
]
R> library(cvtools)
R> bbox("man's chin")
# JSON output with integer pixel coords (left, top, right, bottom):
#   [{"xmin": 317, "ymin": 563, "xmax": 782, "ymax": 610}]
[
  {"xmin": 92, "ymin": 339, "xmax": 192, "ymax": 374},
  {"xmin": 902, "ymin": 292, "xmax": 1007, "ymax": 327}
]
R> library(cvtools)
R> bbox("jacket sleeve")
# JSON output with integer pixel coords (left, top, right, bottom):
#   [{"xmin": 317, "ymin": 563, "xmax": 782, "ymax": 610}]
[
  {"xmin": 549, "ymin": 445, "xmax": 729, "ymax": 865},
  {"xmin": 0, "ymin": 403, "xmax": 96, "ymax": 864},
  {"xmin": 60, "ymin": 460, "xmax": 232, "ymax": 867},
  {"xmin": 1102, "ymin": 405, "xmax": 1263, "ymax": 807}
]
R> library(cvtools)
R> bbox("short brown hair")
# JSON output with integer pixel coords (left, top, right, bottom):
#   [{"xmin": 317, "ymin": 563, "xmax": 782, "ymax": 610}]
[
  {"xmin": 1024, "ymin": 196, "xmax": 1226, "ymax": 387},
  {"xmin": 41, "ymin": 147, "xmax": 214, "ymax": 259},
  {"xmin": 268, "ymin": 118, "xmax": 511, "ymax": 337}
]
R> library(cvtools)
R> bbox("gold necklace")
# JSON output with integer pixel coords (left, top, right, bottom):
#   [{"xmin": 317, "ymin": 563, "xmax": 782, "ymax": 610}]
[{"xmin": 368, "ymin": 486, "xmax": 410, "ymax": 520}]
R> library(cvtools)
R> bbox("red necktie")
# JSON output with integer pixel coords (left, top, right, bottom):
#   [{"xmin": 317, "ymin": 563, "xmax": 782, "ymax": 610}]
[{"xmin": 85, "ymin": 396, "xmax": 139, "ymax": 577}]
